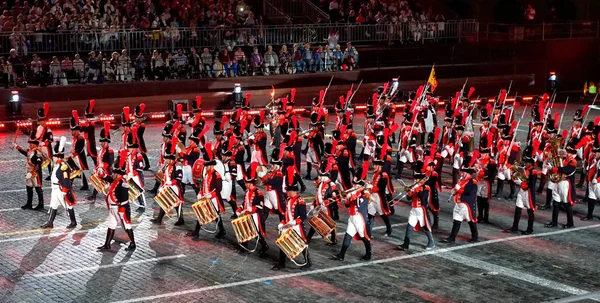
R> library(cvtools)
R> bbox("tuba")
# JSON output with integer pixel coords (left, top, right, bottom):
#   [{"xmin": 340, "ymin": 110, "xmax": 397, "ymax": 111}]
[
  {"xmin": 546, "ymin": 137, "xmax": 565, "ymax": 183},
  {"xmin": 510, "ymin": 162, "xmax": 527, "ymax": 183}
]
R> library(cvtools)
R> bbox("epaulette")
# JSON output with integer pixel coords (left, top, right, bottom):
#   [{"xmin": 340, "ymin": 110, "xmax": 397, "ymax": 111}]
[
  {"xmin": 297, "ymin": 197, "xmax": 306, "ymax": 204},
  {"xmin": 60, "ymin": 163, "xmax": 68, "ymax": 171}
]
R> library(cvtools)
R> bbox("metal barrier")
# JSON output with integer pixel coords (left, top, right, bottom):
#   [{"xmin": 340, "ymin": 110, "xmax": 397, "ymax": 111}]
[{"xmin": 2, "ymin": 21, "xmax": 598, "ymax": 56}]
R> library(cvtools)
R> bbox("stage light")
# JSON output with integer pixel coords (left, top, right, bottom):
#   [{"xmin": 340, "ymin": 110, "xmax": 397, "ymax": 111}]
[
  {"xmin": 548, "ymin": 72, "xmax": 559, "ymax": 92},
  {"xmin": 11, "ymin": 90, "xmax": 19, "ymax": 102},
  {"xmin": 6, "ymin": 90, "xmax": 23, "ymax": 118}
]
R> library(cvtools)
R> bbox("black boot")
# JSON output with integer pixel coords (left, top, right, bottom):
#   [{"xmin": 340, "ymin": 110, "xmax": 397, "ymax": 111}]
[
  {"xmin": 506, "ymin": 181, "xmax": 516, "ymax": 200},
  {"xmin": 425, "ymin": 231, "xmax": 436, "ymax": 249},
  {"xmin": 297, "ymin": 173, "xmax": 306, "ymax": 193},
  {"xmin": 361, "ymin": 238, "xmax": 372, "ymax": 260},
  {"xmin": 306, "ymin": 228, "xmax": 316, "ymax": 244},
  {"xmin": 537, "ymin": 174, "xmax": 546, "ymax": 194},
  {"xmin": 398, "ymin": 224, "xmax": 413, "ymax": 251},
  {"xmin": 333, "ymin": 234, "xmax": 352, "ymax": 261},
  {"xmin": 34, "ymin": 187, "xmax": 44, "ymax": 210},
  {"xmin": 366, "ymin": 215, "xmax": 375, "ymax": 238},
  {"xmin": 468, "ymin": 221, "xmax": 479, "ymax": 242},
  {"xmin": 272, "ymin": 250, "xmax": 287, "ymax": 270},
  {"xmin": 142, "ymin": 153, "xmax": 151, "ymax": 170},
  {"xmin": 174, "ymin": 205, "xmax": 185, "ymax": 226},
  {"xmin": 187, "ymin": 221, "xmax": 201, "ymax": 238},
  {"xmin": 442, "ymin": 220, "xmax": 461, "ymax": 243},
  {"xmin": 382, "ymin": 214, "xmax": 392, "ymax": 236},
  {"xmin": 215, "ymin": 218, "xmax": 226, "ymax": 239},
  {"xmin": 505, "ymin": 207, "xmax": 522, "ymax": 233},
  {"xmin": 523, "ymin": 209, "xmax": 534, "ymax": 234},
  {"xmin": 86, "ymin": 189, "xmax": 98, "ymax": 202},
  {"xmin": 494, "ymin": 180, "xmax": 504, "ymax": 197},
  {"xmin": 545, "ymin": 201, "xmax": 559, "ymax": 227},
  {"xmin": 237, "ymin": 180, "xmax": 247, "ymax": 192},
  {"xmin": 66, "ymin": 208, "xmax": 77, "ymax": 229},
  {"xmin": 583, "ymin": 199, "xmax": 596, "ymax": 220},
  {"xmin": 46, "ymin": 165, "xmax": 52, "ymax": 181},
  {"xmin": 244, "ymin": 145, "xmax": 251, "ymax": 162},
  {"xmin": 540, "ymin": 189, "xmax": 553, "ymax": 210},
  {"xmin": 577, "ymin": 170, "xmax": 586, "ymax": 188},
  {"xmin": 396, "ymin": 162, "xmax": 404, "ymax": 179},
  {"xmin": 21, "ymin": 186, "xmax": 33, "ymax": 209},
  {"xmin": 41, "ymin": 208, "xmax": 57, "ymax": 228},
  {"xmin": 304, "ymin": 162, "xmax": 312, "ymax": 180},
  {"xmin": 477, "ymin": 198, "xmax": 484, "ymax": 222},
  {"xmin": 483, "ymin": 200, "xmax": 490, "ymax": 223},
  {"xmin": 228, "ymin": 200, "xmax": 238, "ymax": 218},
  {"xmin": 564, "ymin": 204, "xmax": 574, "ymax": 228},
  {"xmin": 151, "ymin": 209, "xmax": 165, "ymax": 225},
  {"xmin": 327, "ymin": 229, "xmax": 337, "ymax": 245},
  {"xmin": 125, "ymin": 228, "xmax": 136, "ymax": 251},
  {"xmin": 97, "ymin": 228, "xmax": 115, "ymax": 250},
  {"xmin": 432, "ymin": 212, "xmax": 439, "ymax": 229},
  {"xmin": 80, "ymin": 172, "xmax": 89, "ymax": 191},
  {"xmin": 149, "ymin": 181, "xmax": 160, "ymax": 195}
]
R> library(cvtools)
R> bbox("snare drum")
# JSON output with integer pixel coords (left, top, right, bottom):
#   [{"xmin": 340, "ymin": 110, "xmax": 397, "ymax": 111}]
[
  {"xmin": 192, "ymin": 198, "xmax": 218, "ymax": 225},
  {"xmin": 89, "ymin": 173, "xmax": 110, "ymax": 194},
  {"xmin": 276, "ymin": 229, "xmax": 307, "ymax": 260},
  {"xmin": 154, "ymin": 186, "xmax": 181, "ymax": 217},
  {"xmin": 308, "ymin": 210, "xmax": 336, "ymax": 243},
  {"xmin": 231, "ymin": 214, "xmax": 259, "ymax": 243},
  {"xmin": 127, "ymin": 179, "xmax": 143, "ymax": 202},
  {"xmin": 65, "ymin": 157, "xmax": 82, "ymax": 179}
]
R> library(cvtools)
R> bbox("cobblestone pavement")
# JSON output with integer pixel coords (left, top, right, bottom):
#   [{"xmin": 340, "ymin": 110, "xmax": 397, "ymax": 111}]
[{"xmin": 1, "ymin": 104, "xmax": 600, "ymax": 303}]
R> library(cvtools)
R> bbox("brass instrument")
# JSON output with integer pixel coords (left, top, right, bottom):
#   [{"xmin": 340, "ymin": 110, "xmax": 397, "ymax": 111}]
[
  {"xmin": 510, "ymin": 162, "xmax": 527, "ymax": 183},
  {"xmin": 546, "ymin": 137, "xmax": 565, "ymax": 183},
  {"xmin": 403, "ymin": 175, "xmax": 430, "ymax": 193}
]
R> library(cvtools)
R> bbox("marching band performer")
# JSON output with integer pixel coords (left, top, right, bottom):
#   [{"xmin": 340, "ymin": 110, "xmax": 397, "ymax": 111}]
[
  {"xmin": 368, "ymin": 153, "xmax": 394, "ymax": 237},
  {"xmin": 305, "ymin": 169, "xmax": 338, "ymax": 245},
  {"xmin": 539, "ymin": 118, "xmax": 559, "ymax": 209},
  {"xmin": 476, "ymin": 170, "xmax": 491, "ymax": 224},
  {"xmin": 172, "ymin": 104, "xmax": 187, "ymax": 145},
  {"xmin": 97, "ymin": 149, "xmax": 137, "ymax": 252},
  {"xmin": 125, "ymin": 129, "xmax": 147, "ymax": 210},
  {"xmin": 133, "ymin": 103, "xmax": 151, "ymax": 170},
  {"xmin": 80, "ymin": 99, "xmax": 98, "ymax": 166},
  {"xmin": 263, "ymin": 147, "xmax": 286, "ymax": 220},
  {"xmin": 272, "ymin": 167, "xmax": 310, "ymax": 270},
  {"xmin": 505, "ymin": 146, "xmax": 538, "ymax": 235},
  {"xmin": 69, "ymin": 110, "xmax": 90, "ymax": 191},
  {"xmin": 362, "ymin": 105, "xmax": 376, "ymax": 162},
  {"xmin": 35, "ymin": 103, "xmax": 54, "ymax": 180},
  {"xmin": 120, "ymin": 107, "xmax": 132, "ymax": 150},
  {"xmin": 332, "ymin": 165, "xmax": 371, "ymax": 261},
  {"xmin": 41, "ymin": 137, "xmax": 78, "ymax": 229},
  {"xmin": 494, "ymin": 124, "xmax": 520, "ymax": 199},
  {"xmin": 13, "ymin": 130, "xmax": 48, "ymax": 210},
  {"xmin": 335, "ymin": 130, "xmax": 355, "ymax": 191},
  {"xmin": 320, "ymin": 142, "xmax": 339, "ymax": 185},
  {"xmin": 398, "ymin": 170, "xmax": 435, "ymax": 251},
  {"xmin": 213, "ymin": 117, "xmax": 227, "ymax": 160},
  {"xmin": 442, "ymin": 155, "xmax": 479, "ymax": 244},
  {"xmin": 303, "ymin": 113, "xmax": 324, "ymax": 180},
  {"xmin": 545, "ymin": 146, "xmax": 577, "ymax": 228},
  {"xmin": 282, "ymin": 131, "xmax": 306, "ymax": 193},
  {"xmin": 150, "ymin": 138, "xmax": 184, "ymax": 226},
  {"xmin": 181, "ymin": 120, "xmax": 206, "ymax": 196},
  {"xmin": 149, "ymin": 123, "xmax": 175, "ymax": 195},
  {"xmin": 86, "ymin": 122, "xmax": 114, "ymax": 202},
  {"xmin": 189, "ymin": 144, "xmax": 226, "ymax": 239},
  {"xmin": 343, "ymin": 111, "xmax": 358, "ymax": 161},
  {"xmin": 583, "ymin": 145, "xmax": 600, "ymax": 220},
  {"xmin": 250, "ymin": 112, "xmax": 269, "ymax": 166},
  {"xmin": 237, "ymin": 162, "xmax": 269, "ymax": 254}
]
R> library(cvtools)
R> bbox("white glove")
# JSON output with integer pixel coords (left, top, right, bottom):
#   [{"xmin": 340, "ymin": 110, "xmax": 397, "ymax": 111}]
[
  {"xmin": 165, "ymin": 181, "xmax": 172, "ymax": 186},
  {"xmin": 278, "ymin": 223, "xmax": 284, "ymax": 230},
  {"xmin": 203, "ymin": 193, "xmax": 212, "ymax": 199},
  {"xmin": 593, "ymin": 178, "xmax": 598, "ymax": 185},
  {"xmin": 454, "ymin": 184, "xmax": 461, "ymax": 191},
  {"xmin": 127, "ymin": 173, "xmax": 134, "ymax": 180},
  {"xmin": 97, "ymin": 167, "xmax": 104, "ymax": 175}
]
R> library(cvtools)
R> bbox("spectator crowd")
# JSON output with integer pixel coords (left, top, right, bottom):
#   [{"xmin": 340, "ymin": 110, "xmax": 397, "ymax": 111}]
[
  {"xmin": 0, "ymin": 42, "xmax": 360, "ymax": 87},
  {"xmin": 318, "ymin": 0, "xmax": 445, "ymax": 24}
]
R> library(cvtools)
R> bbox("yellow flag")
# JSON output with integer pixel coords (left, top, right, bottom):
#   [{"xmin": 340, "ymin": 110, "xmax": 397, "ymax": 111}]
[
  {"xmin": 428, "ymin": 67, "xmax": 438, "ymax": 92},
  {"xmin": 584, "ymin": 81, "xmax": 588, "ymax": 96}
]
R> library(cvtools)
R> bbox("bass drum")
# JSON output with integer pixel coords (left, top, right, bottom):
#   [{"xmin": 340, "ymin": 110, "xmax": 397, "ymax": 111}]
[{"xmin": 207, "ymin": 159, "xmax": 231, "ymax": 201}]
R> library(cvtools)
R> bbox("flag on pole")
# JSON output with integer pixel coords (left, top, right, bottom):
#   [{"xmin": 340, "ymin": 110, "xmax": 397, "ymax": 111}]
[
  {"xmin": 584, "ymin": 81, "xmax": 588, "ymax": 96},
  {"xmin": 428, "ymin": 66, "xmax": 438, "ymax": 92}
]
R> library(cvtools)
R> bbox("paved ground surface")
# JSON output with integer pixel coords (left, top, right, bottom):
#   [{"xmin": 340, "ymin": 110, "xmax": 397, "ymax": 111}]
[{"xmin": 1, "ymin": 101, "xmax": 599, "ymax": 303}]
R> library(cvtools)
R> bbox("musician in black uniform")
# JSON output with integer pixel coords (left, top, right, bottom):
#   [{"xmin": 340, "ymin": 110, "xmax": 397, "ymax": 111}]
[
  {"xmin": 86, "ymin": 122, "xmax": 114, "ymax": 202},
  {"xmin": 41, "ymin": 137, "xmax": 77, "ymax": 229},
  {"xmin": 36, "ymin": 103, "xmax": 54, "ymax": 180},
  {"xmin": 263, "ymin": 148, "xmax": 286, "ymax": 220},
  {"xmin": 80, "ymin": 99, "xmax": 98, "ymax": 166},
  {"xmin": 70, "ymin": 110, "xmax": 90, "ymax": 191},
  {"xmin": 424, "ymin": 160, "xmax": 441, "ymax": 229},
  {"xmin": 97, "ymin": 149, "xmax": 136, "ymax": 252},
  {"xmin": 221, "ymin": 140, "xmax": 239, "ymax": 215},
  {"xmin": 13, "ymin": 131, "xmax": 47, "ymax": 210},
  {"xmin": 320, "ymin": 142, "xmax": 339, "ymax": 184},
  {"xmin": 442, "ymin": 158, "xmax": 479, "ymax": 243},
  {"xmin": 505, "ymin": 147, "xmax": 538, "ymax": 235},
  {"xmin": 134, "ymin": 103, "xmax": 150, "ymax": 170}
]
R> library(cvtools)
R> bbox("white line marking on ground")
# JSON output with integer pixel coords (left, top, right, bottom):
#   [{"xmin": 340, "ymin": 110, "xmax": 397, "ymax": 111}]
[
  {"xmin": 111, "ymin": 223, "xmax": 600, "ymax": 303},
  {"xmin": 437, "ymin": 252, "xmax": 589, "ymax": 296},
  {"xmin": 32, "ymin": 254, "xmax": 186, "ymax": 277},
  {"xmin": 543, "ymin": 291, "xmax": 600, "ymax": 303},
  {"xmin": 0, "ymin": 207, "xmax": 24, "ymax": 212}
]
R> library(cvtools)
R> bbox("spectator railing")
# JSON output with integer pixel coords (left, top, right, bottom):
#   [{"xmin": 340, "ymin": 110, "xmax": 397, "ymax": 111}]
[{"xmin": 2, "ymin": 21, "xmax": 599, "ymax": 56}]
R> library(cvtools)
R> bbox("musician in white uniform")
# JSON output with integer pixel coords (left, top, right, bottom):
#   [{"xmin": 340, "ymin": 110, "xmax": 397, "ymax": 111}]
[
  {"xmin": 41, "ymin": 137, "xmax": 78, "ymax": 229},
  {"xmin": 398, "ymin": 171, "xmax": 435, "ymax": 251},
  {"xmin": 583, "ymin": 146, "xmax": 600, "ymax": 220}
]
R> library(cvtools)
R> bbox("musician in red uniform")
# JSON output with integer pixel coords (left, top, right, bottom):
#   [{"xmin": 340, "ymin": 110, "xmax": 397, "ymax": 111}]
[
  {"xmin": 303, "ymin": 117, "xmax": 324, "ymax": 180},
  {"xmin": 423, "ymin": 160, "xmax": 441, "ymax": 229},
  {"xmin": 149, "ymin": 123, "xmax": 175, "ymax": 195},
  {"xmin": 335, "ymin": 131, "xmax": 355, "ymax": 191},
  {"xmin": 220, "ymin": 138, "xmax": 239, "ymax": 216},
  {"xmin": 35, "ymin": 103, "xmax": 54, "ymax": 180},
  {"xmin": 272, "ymin": 167, "xmax": 310, "ymax": 270},
  {"xmin": 126, "ymin": 129, "xmax": 146, "ymax": 210},
  {"xmin": 189, "ymin": 147, "xmax": 226, "ymax": 239},
  {"xmin": 368, "ymin": 157, "xmax": 394, "ymax": 237},
  {"xmin": 305, "ymin": 169, "xmax": 338, "ymax": 245},
  {"xmin": 80, "ymin": 99, "xmax": 98, "ymax": 166},
  {"xmin": 320, "ymin": 142, "xmax": 339, "ymax": 186},
  {"xmin": 476, "ymin": 169, "xmax": 491, "ymax": 224},
  {"xmin": 41, "ymin": 137, "xmax": 77, "ymax": 229},
  {"xmin": 97, "ymin": 150, "xmax": 136, "ymax": 252},
  {"xmin": 133, "ymin": 103, "xmax": 150, "ymax": 170},
  {"xmin": 150, "ymin": 139, "xmax": 184, "ymax": 226},
  {"xmin": 69, "ymin": 110, "xmax": 90, "ymax": 191},
  {"xmin": 332, "ymin": 166, "xmax": 371, "ymax": 262},
  {"xmin": 263, "ymin": 147, "xmax": 286, "ymax": 220},
  {"xmin": 505, "ymin": 146, "xmax": 538, "ymax": 235},
  {"xmin": 545, "ymin": 146, "xmax": 577, "ymax": 228},
  {"xmin": 442, "ymin": 156, "xmax": 479, "ymax": 243},
  {"xmin": 86, "ymin": 122, "xmax": 114, "ymax": 202},
  {"xmin": 398, "ymin": 171, "xmax": 435, "ymax": 251},
  {"xmin": 237, "ymin": 162, "xmax": 269, "ymax": 255},
  {"xmin": 13, "ymin": 130, "xmax": 48, "ymax": 210},
  {"xmin": 120, "ymin": 107, "xmax": 132, "ymax": 150},
  {"xmin": 583, "ymin": 146, "xmax": 600, "ymax": 220},
  {"xmin": 250, "ymin": 112, "xmax": 269, "ymax": 166}
]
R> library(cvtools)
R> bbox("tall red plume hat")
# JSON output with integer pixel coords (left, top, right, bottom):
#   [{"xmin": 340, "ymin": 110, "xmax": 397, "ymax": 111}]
[
  {"xmin": 242, "ymin": 93, "xmax": 251, "ymax": 110},
  {"xmin": 270, "ymin": 145, "xmax": 282, "ymax": 165},
  {"xmin": 70, "ymin": 110, "xmax": 80, "ymax": 131},
  {"xmin": 289, "ymin": 88, "xmax": 296, "ymax": 106},
  {"xmin": 37, "ymin": 102, "xmax": 50, "ymax": 121},
  {"xmin": 353, "ymin": 161, "xmax": 369, "ymax": 185},
  {"xmin": 253, "ymin": 110, "xmax": 265, "ymax": 128},
  {"xmin": 121, "ymin": 107, "xmax": 131, "ymax": 127},
  {"xmin": 134, "ymin": 103, "xmax": 146, "ymax": 119},
  {"xmin": 85, "ymin": 99, "xmax": 95, "ymax": 118},
  {"xmin": 285, "ymin": 130, "xmax": 297, "ymax": 151},
  {"xmin": 460, "ymin": 150, "xmax": 479, "ymax": 173},
  {"xmin": 192, "ymin": 96, "xmax": 202, "ymax": 113},
  {"xmin": 245, "ymin": 162, "xmax": 259, "ymax": 183},
  {"xmin": 163, "ymin": 137, "xmax": 178, "ymax": 160},
  {"xmin": 336, "ymin": 95, "xmax": 345, "ymax": 113},
  {"xmin": 113, "ymin": 149, "xmax": 128, "ymax": 175},
  {"xmin": 99, "ymin": 121, "xmax": 111, "ymax": 143},
  {"xmin": 285, "ymin": 165, "xmax": 299, "ymax": 191},
  {"xmin": 230, "ymin": 108, "xmax": 242, "ymax": 125}
]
